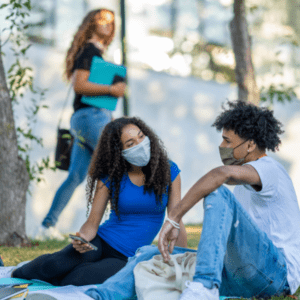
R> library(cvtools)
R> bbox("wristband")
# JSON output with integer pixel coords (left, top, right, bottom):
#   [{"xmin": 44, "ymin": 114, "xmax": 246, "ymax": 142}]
[{"xmin": 165, "ymin": 217, "xmax": 180, "ymax": 229}]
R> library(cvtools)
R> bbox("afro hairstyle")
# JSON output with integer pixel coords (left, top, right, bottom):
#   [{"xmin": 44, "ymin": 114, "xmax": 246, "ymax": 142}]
[{"xmin": 212, "ymin": 100, "xmax": 284, "ymax": 151}]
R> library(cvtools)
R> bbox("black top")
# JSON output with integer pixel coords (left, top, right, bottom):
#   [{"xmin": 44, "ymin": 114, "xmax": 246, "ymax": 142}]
[{"xmin": 72, "ymin": 43, "xmax": 103, "ymax": 112}]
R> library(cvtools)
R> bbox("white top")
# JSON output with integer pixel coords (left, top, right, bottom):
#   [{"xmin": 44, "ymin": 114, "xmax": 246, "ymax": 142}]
[{"xmin": 233, "ymin": 156, "xmax": 300, "ymax": 294}]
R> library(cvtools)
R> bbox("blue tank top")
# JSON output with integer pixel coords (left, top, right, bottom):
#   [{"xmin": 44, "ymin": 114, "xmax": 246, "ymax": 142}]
[{"xmin": 97, "ymin": 161, "xmax": 180, "ymax": 257}]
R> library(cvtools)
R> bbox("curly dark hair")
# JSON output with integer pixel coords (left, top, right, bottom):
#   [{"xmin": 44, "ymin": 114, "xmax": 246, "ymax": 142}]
[
  {"xmin": 86, "ymin": 117, "xmax": 172, "ymax": 217},
  {"xmin": 212, "ymin": 100, "xmax": 284, "ymax": 151}
]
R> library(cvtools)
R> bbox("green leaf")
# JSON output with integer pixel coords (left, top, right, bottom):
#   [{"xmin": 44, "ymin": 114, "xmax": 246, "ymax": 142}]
[
  {"xmin": 5, "ymin": 12, "xmax": 14, "ymax": 20},
  {"xmin": 62, "ymin": 134, "xmax": 72, "ymax": 139},
  {"xmin": 23, "ymin": 1, "xmax": 31, "ymax": 10},
  {"xmin": 13, "ymin": 3, "xmax": 22, "ymax": 9}
]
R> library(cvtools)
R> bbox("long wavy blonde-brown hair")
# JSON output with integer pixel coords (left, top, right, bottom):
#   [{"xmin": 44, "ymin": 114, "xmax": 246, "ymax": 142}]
[{"xmin": 65, "ymin": 9, "xmax": 115, "ymax": 80}]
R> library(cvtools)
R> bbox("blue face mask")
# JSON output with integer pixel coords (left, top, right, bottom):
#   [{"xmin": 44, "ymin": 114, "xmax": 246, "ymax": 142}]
[{"xmin": 122, "ymin": 136, "xmax": 151, "ymax": 167}]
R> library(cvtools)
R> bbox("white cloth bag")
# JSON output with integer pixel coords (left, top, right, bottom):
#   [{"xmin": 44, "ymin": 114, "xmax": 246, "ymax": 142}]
[{"xmin": 134, "ymin": 252, "xmax": 197, "ymax": 300}]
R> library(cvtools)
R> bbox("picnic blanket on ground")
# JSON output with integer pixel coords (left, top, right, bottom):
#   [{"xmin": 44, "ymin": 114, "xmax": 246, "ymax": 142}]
[
  {"xmin": 0, "ymin": 278, "xmax": 95, "ymax": 299},
  {"xmin": 0, "ymin": 278, "xmax": 240, "ymax": 299}
]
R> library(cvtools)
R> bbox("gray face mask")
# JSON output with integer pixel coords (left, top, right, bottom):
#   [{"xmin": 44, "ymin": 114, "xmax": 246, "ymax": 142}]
[
  {"xmin": 219, "ymin": 140, "xmax": 249, "ymax": 166},
  {"xmin": 122, "ymin": 136, "xmax": 151, "ymax": 167}
]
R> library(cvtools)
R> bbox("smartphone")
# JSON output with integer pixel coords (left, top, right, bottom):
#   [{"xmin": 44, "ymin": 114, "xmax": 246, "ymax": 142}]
[{"xmin": 69, "ymin": 234, "xmax": 98, "ymax": 251}]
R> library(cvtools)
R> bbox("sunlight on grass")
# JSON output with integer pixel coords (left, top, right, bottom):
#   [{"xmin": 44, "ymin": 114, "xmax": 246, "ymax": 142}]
[
  {"xmin": 0, "ymin": 227, "xmax": 299, "ymax": 300},
  {"xmin": 0, "ymin": 239, "xmax": 70, "ymax": 266}
]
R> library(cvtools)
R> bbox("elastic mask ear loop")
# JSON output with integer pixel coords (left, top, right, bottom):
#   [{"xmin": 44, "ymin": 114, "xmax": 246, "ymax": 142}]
[
  {"xmin": 236, "ymin": 140, "xmax": 250, "ymax": 164},
  {"xmin": 233, "ymin": 140, "xmax": 248, "ymax": 150}
]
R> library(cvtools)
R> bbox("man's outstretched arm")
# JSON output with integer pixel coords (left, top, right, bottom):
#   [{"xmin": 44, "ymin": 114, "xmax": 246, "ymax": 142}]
[{"xmin": 158, "ymin": 164, "xmax": 261, "ymax": 261}]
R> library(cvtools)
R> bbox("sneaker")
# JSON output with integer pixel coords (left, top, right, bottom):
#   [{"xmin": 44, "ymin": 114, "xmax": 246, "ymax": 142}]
[
  {"xmin": 179, "ymin": 281, "xmax": 219, "ymax": 300},
  {"xmin": 32, "ymin": 225, "xmax": 65, "ymax": 241},
  {"xmin": 0, "ymin": 266, "xmax": 16, "ymax": 279}
]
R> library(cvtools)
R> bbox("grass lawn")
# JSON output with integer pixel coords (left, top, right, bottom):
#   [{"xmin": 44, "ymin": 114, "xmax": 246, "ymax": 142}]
[{"xmin": 0, "ymin": 225, "xmax": 299, "ymax": 299}]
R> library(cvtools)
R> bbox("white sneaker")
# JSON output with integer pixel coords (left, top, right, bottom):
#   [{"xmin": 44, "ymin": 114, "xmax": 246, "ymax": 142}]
[
  {"xmin": 179, "ymin": 281, "xmax": 219, "ymax": 300},
  {"xmin": 32, "ymin": 225, "xmax": 65, "ymax": 241},
  {"xmin": 0, "ymin": 266, "xmax": 16, "ymax": 279}
]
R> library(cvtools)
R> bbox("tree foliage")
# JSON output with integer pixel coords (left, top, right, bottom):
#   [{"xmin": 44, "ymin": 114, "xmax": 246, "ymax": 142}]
[{"xmin": 1, "ymin": 0, "xmax": 56, "ymax": 185}]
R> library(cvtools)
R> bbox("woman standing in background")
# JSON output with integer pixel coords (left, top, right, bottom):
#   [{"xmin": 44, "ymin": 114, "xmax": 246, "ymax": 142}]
[{"xmin": 34, "ymin": 9, "xmax": 126, "ymax": 240}]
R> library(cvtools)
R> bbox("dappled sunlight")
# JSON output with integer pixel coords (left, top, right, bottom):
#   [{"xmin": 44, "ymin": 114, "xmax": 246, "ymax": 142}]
[
  {"xmin": 193, "ymin": 106, "xmax": 215, "ymax": 123},
  {"xmin": 260, "ymin": 22, "xmax": 294, "ymax": 39},
  {"xmin": 57, "ymin": 187, "xmax": 87, "ymax": 232},
  {"xmin": 41, "ymin": 51, "xmax": 65, "ymax": 86},
  {"xmin": 201, "ymin": 69, "xmax": 214, "ymax": 81},
  {"xmin": 128, "ymin": 68, "xmax": 149, "ymax": 80},
  {"xmin": 195, "ymin": 133, "xmax": 214, "ymax": 154},
  {"xmin": 173, "ymin": 104, "xmax": 188, "ymax": 119},
  {"xmin": 294, "ymin": 87, "xmax": 300, "ymax": 100},
  {"xmin": 178, "ymin": 12, "xmax": 199, "ymax": 30},
  {"xmin": 147, "ymin": 81, "xmax": 166, "ymax": 103},
  {"xmin": 39, "ymin": 126, "xmax": 57, "ymax": 148},
  {"xmin": 193, "ymin": 93, "xmax": 213, "ymax": 105},
  {"xmin": 193, "ymin": 93, "xmax": 216, "ymax": 123},
  {"xmin": 170, "ymin": 53, "xmax": 191, "ymax": 77},
  {"xmin": 194, "ymin": 52, "xmax": 210, "ymax": 69},
  {"xmin": 170, "ymin": 125, "xmax": 183, "ymax": 137},
  {"xmin": 219, "ymin": 0, "xmax": 233, "ymax": 6},
  {"xmin": 129, "ymin": 0, "xmax": 169, "ymax": 6},
  {"xmin": 113, "ymin": 49, "xmax": 122, "ymax": 64},
  {"xmin": 30, "ymin": 171, "xmax": 67, "ymax": 217}
]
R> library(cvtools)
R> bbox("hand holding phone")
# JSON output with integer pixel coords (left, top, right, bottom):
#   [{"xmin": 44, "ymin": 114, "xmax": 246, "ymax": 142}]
[{"xmin": 69, "ymin": 234, "xmax": 98, "ymax": 251}]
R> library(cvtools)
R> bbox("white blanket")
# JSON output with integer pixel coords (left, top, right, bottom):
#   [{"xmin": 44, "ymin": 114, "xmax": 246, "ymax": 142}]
[{"xmin": 27, "ymin": 285, "xmax": 96, "ymax": 300}]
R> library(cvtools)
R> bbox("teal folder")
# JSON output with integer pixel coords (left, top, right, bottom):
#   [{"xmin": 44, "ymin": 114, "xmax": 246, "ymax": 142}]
[{"xmin": 81, "ymin": 57, "xmax": 127, "ymax": 111}]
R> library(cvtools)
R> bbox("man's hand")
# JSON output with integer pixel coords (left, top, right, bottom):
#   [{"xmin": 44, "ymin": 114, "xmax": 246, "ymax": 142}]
[{"xmin": 158, "ymin": 221, "xmax": 180, "ymax": 262}]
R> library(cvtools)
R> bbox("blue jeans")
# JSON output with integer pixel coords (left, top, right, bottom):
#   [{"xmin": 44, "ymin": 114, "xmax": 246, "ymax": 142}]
[
  {"xmin": 85, "ymin": 185, "xmax": 290, "ymax": 299},
  {"xmin": 42, "ymin": 107, "xmax": 111, "ymax": 228}
]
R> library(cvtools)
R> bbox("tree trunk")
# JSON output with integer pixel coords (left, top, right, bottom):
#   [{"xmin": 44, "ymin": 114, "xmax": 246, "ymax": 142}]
[
  {"xmin": 0, "ymin": 48, "xmax": 30, "ymax": 246},
  {"xmin": 230, "ymin": 0, "xmax": 260, "ymax": 105}
]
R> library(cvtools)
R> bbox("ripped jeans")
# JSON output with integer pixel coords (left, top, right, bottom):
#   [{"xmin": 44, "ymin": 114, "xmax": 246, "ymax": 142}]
[
  {"xmin": 85, "ymin": 185, "xmax": 290, "ymax": 300},
  {"xmin": 194, "ymin": 185, "xmax": 290, "ymax": 298}
]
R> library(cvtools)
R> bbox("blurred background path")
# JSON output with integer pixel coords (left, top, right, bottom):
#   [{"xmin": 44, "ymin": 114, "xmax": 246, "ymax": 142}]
[{"xmin": 1, "ymin": 0, "xmax": 300, "ymax": 236}]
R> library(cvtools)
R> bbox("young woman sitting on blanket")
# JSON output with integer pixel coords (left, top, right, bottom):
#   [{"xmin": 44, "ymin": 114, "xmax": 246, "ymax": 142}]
[{"xmin": 0, "ymin": 117, "xmax": 187, "ymax": 286}]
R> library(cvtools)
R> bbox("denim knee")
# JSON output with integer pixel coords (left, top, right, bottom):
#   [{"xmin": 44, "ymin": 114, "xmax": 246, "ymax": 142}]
[
  {"xmin": 204, "ymin": 185, "xmax": 233, "ymax": 206},
  {"xmin": 128, "ymin": 245, "xmax": 160, "ymax": 263},
  {"xmin": 67, "ymin": 168, "xmax": 86, "ymax": 186}
]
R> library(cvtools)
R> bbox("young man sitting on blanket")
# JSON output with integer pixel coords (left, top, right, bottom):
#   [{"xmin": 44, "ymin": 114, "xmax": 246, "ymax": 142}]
[{"xmin": 83, "ymin": 100, "xmax": 300, "ymax": 300}]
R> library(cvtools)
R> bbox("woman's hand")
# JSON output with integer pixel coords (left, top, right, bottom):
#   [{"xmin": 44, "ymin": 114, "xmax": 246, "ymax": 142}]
[
  {"xmin": 110, "ymin": 82, "xmax": 126, "ymax": 97},
  {"xmin": 71, "ymin": 232, "xmax": 94, "ymax": 253},
  {"xmin": 71, "ymin": 181, "xmax": 110, "ymax": 254}
]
